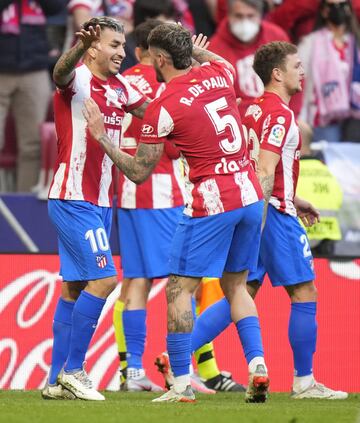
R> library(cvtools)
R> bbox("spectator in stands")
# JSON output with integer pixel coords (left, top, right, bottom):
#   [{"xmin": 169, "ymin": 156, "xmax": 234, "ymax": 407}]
[
  {"xmin": 209, "ymin": 0, "xmax": 289, "ymax": 115},
  {"xmin": 299, "ymin": 0, "xmax": 360, "ymax": 142},
  {"xmin": 65, "ymin": 0, "xmax": 193, "ymax": 71},
  {"xmin": 0, "ymin": 0, "xmax": 67, "ymax": 192}
]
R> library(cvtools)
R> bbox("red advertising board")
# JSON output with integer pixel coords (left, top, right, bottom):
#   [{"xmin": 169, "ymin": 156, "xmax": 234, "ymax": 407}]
[{"xmin": 1, "ymin": 255, "xmax": 359, "ymax": 392}]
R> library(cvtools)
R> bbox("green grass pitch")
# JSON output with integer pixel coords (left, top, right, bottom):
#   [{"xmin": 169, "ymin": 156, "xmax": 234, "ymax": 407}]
[{"xmin": 0, "ymin": 391, "xmax": 359, "ymax": 423}]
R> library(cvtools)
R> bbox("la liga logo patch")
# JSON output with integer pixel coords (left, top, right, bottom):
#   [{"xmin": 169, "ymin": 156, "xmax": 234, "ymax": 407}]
[{"xmin": 268, "ymin": 124, "xmax": 285, "ymax": 147}]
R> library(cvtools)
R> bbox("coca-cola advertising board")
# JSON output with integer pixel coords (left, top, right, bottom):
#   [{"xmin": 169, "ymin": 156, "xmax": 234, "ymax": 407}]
[{"xmin": 1, "ymin": 255, "xmax": 359, "ymax": 392}]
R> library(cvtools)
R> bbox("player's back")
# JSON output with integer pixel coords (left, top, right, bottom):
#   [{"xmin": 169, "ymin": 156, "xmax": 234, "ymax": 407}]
[
  {"xmin": 118, "ymin": 63, "xmax": 184, "ymax": 209},
  {"xmin": 140, "ymin": 60, "xmax": 263, "ymax": 217},
  {"xmin": 243, "ymin": 92, "xmax": 301, "ymax": 216}
]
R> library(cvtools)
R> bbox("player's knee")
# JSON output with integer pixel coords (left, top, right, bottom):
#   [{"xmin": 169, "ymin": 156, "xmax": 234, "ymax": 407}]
[{"xmin": 289, "ymin": 281, "xmax": 317, "ymax": 302}]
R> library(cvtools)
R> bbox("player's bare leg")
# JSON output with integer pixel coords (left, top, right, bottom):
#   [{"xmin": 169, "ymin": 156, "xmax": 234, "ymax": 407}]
[{"xmin": 153, "ymin": 275, "xmax": 200, "ymax": 403}]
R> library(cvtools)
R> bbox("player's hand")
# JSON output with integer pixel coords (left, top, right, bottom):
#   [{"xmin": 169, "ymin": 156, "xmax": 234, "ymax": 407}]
[
  {"xmin": 192, "ymin": 33, "xmax": 210, "ymax": 50},
  {"xmin": 294, "ymin": 196, "xmax": 320, "ymax": 227},
  {"xmin": 76, "ymin": 24, "xmax": 101, "ymax": 50},
  {"xmin": 83, "ymin": 98, "xmax": 106, "ymax": 142}
]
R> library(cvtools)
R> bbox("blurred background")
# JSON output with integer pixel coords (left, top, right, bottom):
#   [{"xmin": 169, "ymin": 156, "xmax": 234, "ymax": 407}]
[{"xmin": 0, "ymin": 0, "xmax": 359, "ymax": 393}]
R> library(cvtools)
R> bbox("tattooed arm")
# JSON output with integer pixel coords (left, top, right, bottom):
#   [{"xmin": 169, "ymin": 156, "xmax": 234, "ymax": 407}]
[
  {"xmin": 53, "ymin": 25, "xmax": 101, "ymax": 87},
  {"xmin": 256, "ymin": 149, "xmax": 280, "ymax": 228},
  {"xmin": 129, "ymin": 99, "xmax": 150, "ymax": 119},
  {"xmin": 83, "ymin": 98, "xmax": 163, "ymax": 183}
]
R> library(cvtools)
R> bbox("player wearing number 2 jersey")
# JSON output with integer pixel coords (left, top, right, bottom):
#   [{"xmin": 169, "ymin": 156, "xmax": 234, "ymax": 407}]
[
  {"xmin": 191, "ymin": 41, "xmax": 348, "ymax": 400},
  {"xmin": 44, "ymin": 17, "xmax": 148, "ymax": 402},
  {"xmin": 112, "ymin": 19, "xmax": 184, "ymax": 392},
  {"xmin": 83, "ymin": 23, "xmax": 269, "ymax": 403}
]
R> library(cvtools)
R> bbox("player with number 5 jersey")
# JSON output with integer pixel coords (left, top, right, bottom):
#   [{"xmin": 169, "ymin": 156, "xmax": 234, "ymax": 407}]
[
  {"xmin": 140, "ymin": 59, "xmax": 263, "ymax": 217},
  {"xmin": 83, "ymin": 23, "xmax": 269, "ymax": 403}
]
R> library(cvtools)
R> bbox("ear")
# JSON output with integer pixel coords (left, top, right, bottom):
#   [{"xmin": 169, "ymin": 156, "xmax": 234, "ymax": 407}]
[
  {"xmin": 272, "ymin": 67, "xmax": 283, "ymax": 83},
  {"xmin": 88, "ymin": 46, "xmax": 97, "ymax": 60}
]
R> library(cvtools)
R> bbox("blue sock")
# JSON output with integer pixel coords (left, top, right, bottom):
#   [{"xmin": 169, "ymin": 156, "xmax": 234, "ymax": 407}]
[
  {"xmin": 289, "ymin": 302, "xmax": 317, "ymax": 376},
  {"xmin": 64, "ymin": 291, "xmax": 106, "ymax": 372},
  {"xmin": 167, "ymin": 333, "xmax": 192, "ymax": 377},
  {"xmin": 48, "ymin": 297, "xmax": 75, "ymax": 385},
  {"xmin": 236, "ymin": 316, "xmax": 264, "ymax": 364},
  {"xmin": 191, "ymin": 297, "xmax": 232, "ymax": 352},
  {"xmin": 123, "ymin": 309, "xmax": 146, "ymax": 369}
]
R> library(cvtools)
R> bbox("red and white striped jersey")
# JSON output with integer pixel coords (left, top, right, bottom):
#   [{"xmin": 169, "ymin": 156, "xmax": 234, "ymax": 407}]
[
  {"xmin": 118, "ymin": 63, "xmax": 185, "ymax": 209},
  {"xmin": 48, "ymin": 63, "xmax": 146, "ymax": 207},
  {"xmin": 140, "ymin": 61, "xmax": 263, "ymax": 218},
  {"xmin": 243, "ymin": 91, "xmax": 301, "ymax": 216}
]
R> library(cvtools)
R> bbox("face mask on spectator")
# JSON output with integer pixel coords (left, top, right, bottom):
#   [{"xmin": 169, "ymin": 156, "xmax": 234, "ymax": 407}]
[
  {"xmin": 230, "ymin": 19, "xmax": 260, "ymax": 42},
  {"xmin": 326, "ymin": 2, "xmax": 350, "ymax": 26}
]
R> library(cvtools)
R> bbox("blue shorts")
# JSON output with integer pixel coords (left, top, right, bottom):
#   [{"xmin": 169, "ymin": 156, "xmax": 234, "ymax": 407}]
[
  {"xmin": 48, "ymin": 200, "xmax": 117, "ymax": 282},
  {"xmin": 247, "ymin": 205, "xmax": 315, "ymax": 286},
  {"xmin": 118, "ymin": 207, "xmax": 183, "ymax": 278},
  {"xmin": 169, "ymin": 201, "xmax": 263, "ymax": 278}
]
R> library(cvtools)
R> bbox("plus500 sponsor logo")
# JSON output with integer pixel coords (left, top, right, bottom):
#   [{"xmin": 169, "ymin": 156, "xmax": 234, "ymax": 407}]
[{"xmin": 102, "ymin": 113, "xmax": 122, "ymax": 126}]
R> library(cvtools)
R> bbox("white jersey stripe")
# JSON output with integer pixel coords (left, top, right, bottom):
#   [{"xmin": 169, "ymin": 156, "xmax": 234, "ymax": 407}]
[
  {"xmin": 49, "ymin": 162, "xmax": 66, "ymax": 198},
  {"xmin": 152, "ymin": 174, "xmax": 172, "ymax": 208},
  {"xmin": 198, "ymin": 178, "xmax": 224, "ymax": 215},
  {"xmin": 65, "ymin": 66, "xmax": 91, "ymax": 200},
  {"xmin": 181, "ymin": 156, "xmax": 194, "ymax": 217},
  {"xmin": 120, "ymin": 176, "xmax": 136, "ymax": 208},
  {"xmin": 234, "ymin": 171, "xmax": 258, "ymax": 205}
]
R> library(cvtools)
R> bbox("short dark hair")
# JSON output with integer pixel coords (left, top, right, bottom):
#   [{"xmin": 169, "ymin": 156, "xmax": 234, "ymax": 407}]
[
  {"xmin": 82, "ymin": 16, "xmax": 124, "ymax": 34},
  {"xmin": 147, "ymin": 23, "xmax": 192, "ymax": 70},
  {"xmin": 253, "ymin": 41, "xmax": 298, "ymax": 85},
  {"xmin": 133, "ymin": 0, "xmax": 175, "ymax": 27},
  {"xmin": 134, "ymin": 19, "xmax": 163, "ymax": 50}
]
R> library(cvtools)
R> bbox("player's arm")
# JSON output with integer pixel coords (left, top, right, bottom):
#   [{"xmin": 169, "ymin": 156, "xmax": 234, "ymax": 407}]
[
  {"xmin": 191, "ymin": 34, "xmax": 235, "ymax": 73},
  {"xmin": 294, "ymin": 196, "xmax": 320, "ymax": 227},
  {"xmin": 53, "ymin": 24, "xmax": 101, "ymax": 87},
  {"xmin": 256, "ymin": 149, "xmax": 280, "ymax": 227},
  {"xmin": 129, "ymin": 99, "xmax": 150, "ymax": 119},
  {"xmin": 83, "ymin": 98, "xmax": 163, "ymax": 183}
]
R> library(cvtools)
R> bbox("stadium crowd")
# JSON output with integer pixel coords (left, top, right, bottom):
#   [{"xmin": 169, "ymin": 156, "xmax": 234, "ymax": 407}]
[
  {"xmin": 0, "ymin": 0, "xmax": 356, "ymax": 403},
  {"xmin": 1, "ymin": 0, "xmax": 360, "ymax": 193}
]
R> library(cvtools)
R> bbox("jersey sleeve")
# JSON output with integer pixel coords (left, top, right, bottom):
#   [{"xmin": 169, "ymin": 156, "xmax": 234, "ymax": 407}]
[
  {"xmin": 206, "ymin": 60, "xmax": 236, "ymax": 87},
  {"xmin": 260, "ymin": 109, "xmax": 292, "ymax": 155},
  {"xmin": 139, "ymin": 102, "xmax": 173, "ymax": 145}
]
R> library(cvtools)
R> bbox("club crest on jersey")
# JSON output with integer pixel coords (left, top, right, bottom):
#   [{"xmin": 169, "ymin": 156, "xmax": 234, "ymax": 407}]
[
  {"xmin": 96, "ymin": 254, "xmax": 107, "ymax": 268},
  {"xmin": 268, "ymin": 124, "xmax": 285, "ymax": 147},
  {"xmin": 141, "ymin": 124, "xmax": 154, "ymax": 134},
  {"xmin": 114, "ymin": 87, "xmax": 127, "ymax": 104}
]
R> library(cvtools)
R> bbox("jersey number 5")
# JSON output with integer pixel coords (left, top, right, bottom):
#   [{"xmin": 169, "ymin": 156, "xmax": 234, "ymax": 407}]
[{"xmin": 204, "ymin": 97, "xmax": 242, "ymax": 155}]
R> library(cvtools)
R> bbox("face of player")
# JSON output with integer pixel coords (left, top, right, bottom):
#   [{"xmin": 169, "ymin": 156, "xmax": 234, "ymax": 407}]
[
  {"xmin": 94, "ymin": 28, "xmax": 126, "ymax": 77},
  {"xmin": 282, "ymin": 53, "xmax": 305, "ymax": 95},
  {"xmin": 149, "ymin": 47, "xmax": 166, "ymax": 82},
  {"xmin": 228, "ymin": 1, "xmax": 261, "ymax": 42}
]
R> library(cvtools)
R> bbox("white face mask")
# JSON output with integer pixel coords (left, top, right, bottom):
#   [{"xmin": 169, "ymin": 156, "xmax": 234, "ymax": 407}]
[{"xmin": 230, "ymin": 19, "xmax": 260, "ymax": 42}]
